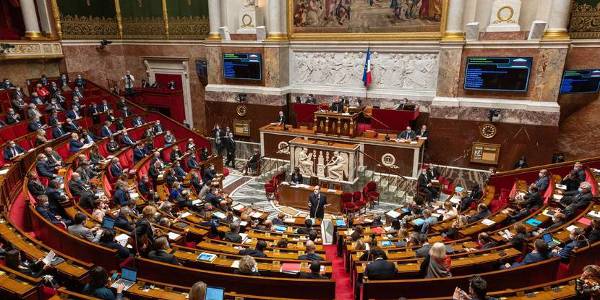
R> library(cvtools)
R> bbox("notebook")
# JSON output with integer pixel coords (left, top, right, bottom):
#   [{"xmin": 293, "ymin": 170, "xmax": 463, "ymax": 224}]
[
  {"xmin": 336, "ymin": 219, "xmax": 347, "ymax": 227},
  {"xmin": 274, "ymin": 225, "xmax": 287, "ymax": 232},
  {"xmin": 386, "ymin": 210, "xmax": 401, "ymax": 219},
  {"xmin": 525, "ymin": 218, "xmax": 542, "ymax": 227},
  {"xmin": 481, "ymin": 219, "xmax": 496, "ymax": 226},
  {"xmin": 412, "ymin": 218, "xmax": 425, "ymax": 226},
  {"xmin": 280, "ymin": 263, "xmax": 302, "ymax": 274},
  {"xmin": 381, "ymin": 240, "xmax": 393, "ymax": 247}
]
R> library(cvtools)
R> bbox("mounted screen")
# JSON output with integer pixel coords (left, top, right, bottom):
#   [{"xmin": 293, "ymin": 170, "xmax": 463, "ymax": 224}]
[
  {"xmin": 560, "ymin": 69, "xmax": 600, "ymax": 94},
  {"xmin": 464, "ymin": 57, "xmax": 533, "ymax": 92},
  {"xmin": 223, "ymin": 53, "xmax": 262, "ymax": 81}
]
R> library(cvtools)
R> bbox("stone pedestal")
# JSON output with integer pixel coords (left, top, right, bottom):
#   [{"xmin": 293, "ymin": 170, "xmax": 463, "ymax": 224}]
[
  {"xmin": 486, "ymin": 0, "xmax": 522, "ymax": 32},
  {"xmin": 237, "ymin": 0, "xmax": 264, "ymax": 34}
]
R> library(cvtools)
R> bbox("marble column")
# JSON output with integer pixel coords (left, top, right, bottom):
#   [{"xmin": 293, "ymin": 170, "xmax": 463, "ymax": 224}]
[
  {"xmin": 20, "ymin": 0, "xmax": 42, "ymax": 39},
  {"xmin": 544, "ymin": 0, "xmax": 571, "ymax": 40},
  {"xmin": 443, "ymin": 0, "xmax": 466, "ymax": 41},
  {"xmin": 267, "ymin": 0, "xmax": 286, "ymax": 40},
  {"xmin": 207, "ymin": 0, "xmax": 222, "ymax": 40}
]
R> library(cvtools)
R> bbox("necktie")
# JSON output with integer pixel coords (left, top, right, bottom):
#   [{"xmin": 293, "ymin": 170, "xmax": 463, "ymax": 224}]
[{"xmin": 11, "ymin": 148, "xmax": 16, "ymax": 157}]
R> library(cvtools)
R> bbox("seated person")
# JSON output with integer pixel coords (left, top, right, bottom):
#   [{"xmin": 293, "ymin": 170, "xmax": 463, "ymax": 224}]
[
  {"xmin": 224, "ymin": 222, "xmax": 243, "ymax": 243},
  {"xmin": 235, "ymin": 255, "xmax": 260, "ymax": 276},
  {"xmin": 243, "ymin": 150, "xmax": 261, "ymax": 175},
  {"xmin": 507, "ymin": 239, "xmax": 552, "ymax": 268},
  {"xmin": 460, "ymin": 184, "xmax": 483, "ymax": 211},
  {"xmin": 296, "ymin": 218, "xmax": 313, "ymax": 234},
  {"xmin": 238, "ymin": 240, "xmax": 267, "ymax": 258},
  {"xmin": 148, "ymin": 236, "xmax": 180, "ymax": 265},
  {"xmin": 365, "ymin": 248, "xmax": 397, "ymax": 280},
  {"xmin": 425, "ymin": 242, "xmax": 452, "ymax": 278},
  {"xmin": 35, "ymin": 195, "xmax": 68, "ymax": 227},
  {"xmin": 106, "ymin": 137, "xmax": 120, "ymax": 153},
  {"xmin": 299, "ymin": 261, "xmax": 327, "ymax": 279},
  {"xmin": 69, "ymin": 133, "xmax": 85, "ymax": 153},
  {"xmin": 588, "ymin": 219, "xmax": 600, "ymax": 244},
  {"xmin": 477, "ymin": 232, "xmax": 497, "ymax": 250},
  {"xmin": 83, "ymin": 266, "xmax": 124, "ymax": 300},
  {"xmin": 5, "ymin": 249, "xmax": 51, "ymax": 278},
  {"xmin": 291, "ymin": 167, "xmax": 303, "ymax": 184},
  {"xmin": 561, "ymin": 182, "xmax": 594, "ymax": 218},
  {"xmin": 561, "ymin": 162, "xmax": 586, "ymax": 191},
  {"xmin": 27, "ymin": 171, "xmax": 47, "ymax": 197},
  {"xmin": 163, "ymin": 130, "xmax": 176, "ymax": 146},
  {"xmin": 397, "ymin": 126, "xmax": 416, "ymax": 140},
  {"xmin": 202, "ymin": 164, "xmax": 217, "ymax": 183},
  {"xmin": 133, "ymin": 143, "xmax": 147, "ymax": 163},
  {"xmin": 467, "ymin": 203, "xmax": 491, "ymax": 223},
  {"xmin": 535, "ymin": 169, "xmax": 550, "ymax": 193},
  {"xmin": 518, "ymin": 184, "xmax": 543, "ymax": 211},
  {"xmin": 556, "ymin": 227, "xmax": 588, "ymax": 262},
  {"xmin": 453, "ymin": 275, "xmax": 493, "ymax": 300},
  {"xmin": 298, "ymin": 240, "xmax": 324, "ymax": 261},
  {"xmin": 119, "ymin": 131, "xmax": 136, "ymax": 147},
  {"xmin": 67, "ymin": 212, "xmax": 102, "ymax": 242},
  {"xmin": 510, "ymin": 223, "xmax": 530, "ymax": 252},
  {"xmin": 172, "ymin": 161, "xmax": 187, "ymax": 180},
  {"xmin": 98, "ymin": 229, "xmax": 130, "ymax": 260},
  {"xmin": 4, "ymin": 140, "xmax": 24, "ymax": 160}
]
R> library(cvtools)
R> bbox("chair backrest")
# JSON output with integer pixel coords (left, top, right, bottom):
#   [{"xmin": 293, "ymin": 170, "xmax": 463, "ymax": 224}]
[
  {"xmin": 353, "ymin": 191, "xmax": 362, "ymax": 202},
  {"xmin": 341, "ymin": 192, "xmax": 353, "ymax": 203},
  {"xmin": 584, "ymin": 168, "xmax": 599, "ymax": 196},
  {"xmin": 366, "ymin": 181, "xmax": 377, "ymax": 191}
]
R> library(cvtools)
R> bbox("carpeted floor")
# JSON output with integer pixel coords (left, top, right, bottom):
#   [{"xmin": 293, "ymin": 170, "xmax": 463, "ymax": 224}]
[{"xmin": 325, "ymin": 245, "xmax": 354, "ymax": 300}]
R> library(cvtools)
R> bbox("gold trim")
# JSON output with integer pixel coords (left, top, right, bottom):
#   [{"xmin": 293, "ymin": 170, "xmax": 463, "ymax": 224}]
[
  {"xmin": 50, "ymin": 0, "xmax": 62, "ymax": 39},
  {"xmin": 267, "ymin": 33, "xmax": 288, "ymax": 41},
  {"xmin": 496, "ymin": 6, "xmax": 514, "ymax": 22},
  {"xmin": 207, "ymin": 32, "xmax": 221, "ymax": 40},
  {"xmin": 115, "ymin": 0, "xmax": 123, "ymax": 39},
  {"xmin": 286, "ymin": 0, "xmax": 448, "ymax": 41},
  {"xmin": 442, "ymin": 32, "xmax": 464, "ymax": 41},
  {"xmin": 162, "ymin": 0, "xmax": 169, "ymax": 39},
  {"xmin": 25, "ymin": 31, "xmax": 43, "ymax": 39},
  {"xmin": 543, "ymin": 30, "xmax": 570, "ymax": 41}
]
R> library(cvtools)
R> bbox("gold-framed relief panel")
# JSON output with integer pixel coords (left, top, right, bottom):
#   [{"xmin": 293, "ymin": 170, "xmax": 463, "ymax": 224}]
[{"xmin": 288, "ymin": 0, "xmax": 448, "ymax": 40}]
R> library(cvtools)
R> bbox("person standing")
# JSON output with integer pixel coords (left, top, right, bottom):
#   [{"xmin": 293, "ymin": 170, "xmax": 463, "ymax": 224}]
[
  {"xmin": 308, "ymin": 186, "xmax": 328, "ymax": 219},
  {"xmin": 212, "ymin": 124, "xmax": 224, "ymax": 157},
  {"xmin": 225, "ymin": 132, "xmax": 236, "ymax": 167},
  {"xmin": 122, "ymin": 71, "xmax": 135, "ymax": 96}
]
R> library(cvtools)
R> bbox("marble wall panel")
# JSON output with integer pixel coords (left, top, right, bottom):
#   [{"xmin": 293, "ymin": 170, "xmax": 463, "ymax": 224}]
[
  {"xmin": 436, "ymin": 46, "xmax": 463, "ymax": 98},
  {"xmin": 0, "ymin": 60, "xmax": 61, "ymax": 91}
]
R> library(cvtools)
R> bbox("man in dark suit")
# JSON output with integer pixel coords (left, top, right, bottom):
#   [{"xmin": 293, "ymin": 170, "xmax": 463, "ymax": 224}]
[
  {"xmin": 203, "ymin": 164, "xmax": 216, "ymax": 183},
  {"xmin": 365, "ymin": 248, "xmax": 397, "ymax": 279},
  {"xmin": 148, "ymin": 237, "xmax": 180, "ymax": 265},
  {"xmin": 28, "ymin": 117, "xmax": 44, "ymax": 132},
  {"xmin": 243, "ymin": 150, "xmax": 261, "ymax": 175},
  {"xmin": 169, "ymin": 145, "xmax": 183, "ymax": 162},
  {"xmin": 62, "ymin": 118, "xmax": 79, "ymax": 133},
  {"xmin": 112, "ymin": 182, "xmax": 130, "ymax": 207},
  {"xmin": 68, "ymin": 172, "xmax": 95, "ymax": 200},
  {"xmin": 66, "ymin": 106, "xmax": 81, "ymax": 120},
  {"xmin": 418, "ymin": 171, "xmax": 438, "ymax": 201},
  {"xmin": 88, "ymin": 103, "xmax": 100, "ymax": 124},
  {"xmin": 120, "ymin": 131, "xmax": 136, "ymax": 147},
  {"xmin": 4, "ymin": 141, "xmax": 24, "ymax": 161},
  {"xmin": 101, "ymin": 121, "xmax": 113, "ymax": 137},
  {"xmin": 212, "ymin": 124, "xmax": 223, "ymax": 156},
  {"xmin": 239, "ymin": 240, "xmax": 267, "ymax": 258},
  {"xmin": 308, "ymin": 186, "xmax": 328, "ymax": 219},
  {"xmin": 397, "ymin": 126, "xmax": 416, "ymax": 140},
  {"xmin": 187, "ymin": 154, "xmax": 200, "ymax": 170},
  {"xmin": 299, "ymin": 261, "xmax": 326, "ymax": 279},
  {"xmin": 561, "ymin": 162, "xmax": 586, "ymax": 191},
  {"xmin": 36, "ymin": 195, "xmax": 67, "ymax": 226},
  {"xmin": 133, "ymin": 144, "xmax": 147, "ymax": 163},
  {"xmin": 224, "ymin": 223, "xmax": 243, "ymax": 243},
  {"xmin": 99, "ymin": 99, "xmax": 110, "ymax": 113},
  {"xmin": 36, "ymin": 154, "xmax": 58, "ymax": 180},
  {"xmin": 224, "ymin": 132, "xmax": 236, "ymax": 167},
  {"xmin": 51, "ymin": 124, "xmax": 66, "ymax": 139},
  {"xmin": 330, "ymin": 97, "xmax": 344, "ymax": 113},
  {"xmin": 5, "ymin": 108, "xmax": 20, "ymax": 124},
  {"xmin": 519, "ymin": 184, "xmax": 543, "ymax": 211},
  {"xmin": 69, "ymin": 133, "xmax": 85, "ymax": 153},
  {"xmin": 417, "ymin": 124, "xmax": 429, "ymax": 139},
  {"xmin": 153, "ymin": 120, "xmax": 164, "ymax": 134},
  {"xmin": 27, "ymin": 172, "xmax": 47, "ymax": 197},
  {"xmin": 298, "ymin": 240, "xmax": 324, "ymax": 261},
  {"xmin": 46, "ymin": 180, "xmax": 68, "ymax": 217},
  {"xmin": 562, "ymin": 182, "xmax": 594, "ymax": 218},
  {"xmin": 535, "ymin": 169, "xmax": 550, "ymax": 193},
  {"xmin": 276, "ymin": 110, "xmax": 286, "ymax": 126},
  {"xmin": 109, "ymin": 158, "xmax": 123, "ymax": 179},
  {"xmin": 137, "ymin": 176, "xmax": 153, "ymax": 198},
  {"xmin": 74, "ymin": 74, "xmax": 86, "ymax": 88},
  {"xmin": 132, "ymin": 116, "xmax": 144, "ymax": 127}
]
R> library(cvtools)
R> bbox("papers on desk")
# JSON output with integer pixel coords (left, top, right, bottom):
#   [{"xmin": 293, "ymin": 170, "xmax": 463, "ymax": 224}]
[
  {"xmin": 283, "ymin": 218, "xmax": 296, "ymax": 224},
  {"xmin": 327, "ymin": 189, "xmax": 336, "ymax": 193},
  {"xmin": 239, "ymin": 233, "xmax": 249, "ymax": 243},
  {"xmin": 418, "ymin": 137, "xmax": 428, "ymax": 140},
  {"xmin": 167, "ymin": 232, "xmax": 181, "ymax": 241},
  {"xmin": 179, "ymin": 212, "xmax": 191, "ymax": 219},
  {"xmin": 250, "ymin": 212, "xmax": 263, "ymax": 219},
  {"xmin": 410, "ymin": 141, "xmax": 418, "ymax": 144},
  {"xmin": 567, "ymin": 225, "xmax": 579, "ymax": 233},
  {"xmin": 197, "ymin": 252, "xmax": 217, "ymax": 263},
  {"xmin": 231, "ymin": 260, "xmax": 240, "ymax": 269},
  {"xmin": 542, "ymin": 209, "xmax": 557, "ymax": 217},
  {"xmin": 587, "ymin": 211, "xmax": 600, "ymax": 219},
  {"xmin": 213, "ymin": 211, "xmax": 226, "ymax": 219},
  {"xmin": 500, "ymin": 229, "xmax": 513, "ymax": 240},
  {"xmin": 449, "ymin": 196, "xmax": 461, "ymax": 205},
  {"xmin": 116, "ymin": 234, "xmax": 129, "ymax": 247},
  {"xmin": 553, "ymin": 194, "xmax": 564, "ymax": 201},
  {"xmin": 0, "ymin": 168, "xmax": 9, "ymax": 175},
  {"xmin": 555, "ymin": 184, "xmax": 567, "ymax": 190},
  {"xmin": 386, "ymin": 210, "xmax": 401, "ymax": 219},
  {"xmin": 232, "ymin": 203, "xmax": 245, "ymax": 211},
  {"xmin": 42, "ymin": 251, "xmax": 56, "ymax": 265},
  {"xmin": 129, "ymin": 192, "xmax": 139, "ymax": 199},
  {"xmin": 481, "ymin": 219, "xmax": 496, "ymax": 226},
  {"xmin": 239, "ymin": 221, "xmax": 248, "ymax": 227},
  {"xmin": 192, "ymin": 199, "xmax": 202, "ymax": 206},
  {"xmin": 384, "ymin": 226, "xmax": 393, "ymax": 232}
]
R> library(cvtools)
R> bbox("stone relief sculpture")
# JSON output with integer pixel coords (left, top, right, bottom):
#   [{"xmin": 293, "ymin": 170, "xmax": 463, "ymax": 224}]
[
  {"xmin": 326, "ymin": 151, "xmax": 347, "ymax": 181},
  {"xmin": 296, "ymin": 148, "xmax": 315, "ymax": 176},
  {"xmin": 292, "ymin": 51, "xmax": 438, "ymax": 91}
]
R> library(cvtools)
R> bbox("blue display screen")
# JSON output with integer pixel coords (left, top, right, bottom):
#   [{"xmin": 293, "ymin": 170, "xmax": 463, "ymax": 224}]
[
  {"xmin": 223, "ymin": 53, "xmax": 262, "ymax": 81},
  {"xmin": 560, "ymin": 69, "xmax": 600, "ymax": 94},
  {"xmin": 464, "ymin": 57, "xmax": 533, "ymax": 92}
]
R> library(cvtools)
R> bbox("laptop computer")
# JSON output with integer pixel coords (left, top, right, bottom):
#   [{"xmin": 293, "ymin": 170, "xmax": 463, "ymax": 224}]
[
  {"xmin": 110, "ymin": 267, "xmax": 137, "ymax": 291},
  {"xmin": 101, "ymin": 217, "xmax": 115, "ymax": 230},
  {"xmin": 205, "ymin": 286, "xmax": 225, "ymax": 300}
]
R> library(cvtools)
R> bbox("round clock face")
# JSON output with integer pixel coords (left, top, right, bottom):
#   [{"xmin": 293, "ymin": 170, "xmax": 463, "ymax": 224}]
[
  {"xmin": 236, "ymin": 105, "xmax": 248, "ymax": 117},
  {"xmin": 242, "ymin": 14, "xmax": 253, "ymax": 27},
  {"xmin": 497, "ymin": 6, "xmax": 514, "ymax": 22},
  {"xmin": 480, "ymin": 123, "xmax": 497, "ymax": 139}
]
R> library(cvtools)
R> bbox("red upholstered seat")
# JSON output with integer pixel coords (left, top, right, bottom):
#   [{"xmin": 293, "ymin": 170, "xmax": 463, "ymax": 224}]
[
  {"xmin": 364, "ymin": 181, "xmax": 380, "ymax": 207},
  {"xmin": 353, "ymin": 191, "xmax": 366, "ymax": 213},
  {"xmin": 584, "ymin": 168, "xmax": 599, "ymax": 196},
  {"xmin": 341, "ymin": 192, "xmax": 358, "ymax": 215},
  {"xmin": 223, "ymin": 168, "xmax": 229, "ymax": 177}
]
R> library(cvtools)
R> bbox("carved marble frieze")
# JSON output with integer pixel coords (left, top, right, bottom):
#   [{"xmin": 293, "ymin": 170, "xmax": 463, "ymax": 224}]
[
  {"xmin": 0, "ymin": 42, "xmax": 63, "ymax": 60},
  {"xmin": 290, "ymin": 50, "xmax": 439, "ymax": 92},
  {"xmin": 60, "ymin": 15, "xmax": 119, "ymax": 39}
]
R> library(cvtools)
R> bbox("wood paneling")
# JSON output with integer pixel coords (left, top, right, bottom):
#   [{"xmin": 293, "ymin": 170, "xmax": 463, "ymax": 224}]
[{"xmin": 205, "ymin": 102, "xmax": 284, "ymax": 142}]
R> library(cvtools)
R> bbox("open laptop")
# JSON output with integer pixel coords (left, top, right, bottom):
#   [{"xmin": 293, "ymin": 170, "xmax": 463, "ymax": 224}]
[
  {"xmin": 111, "ymin": 267, "xmax": 137, "ymax": 291},
  {"xmin": 205, "ymin": 286, "xmax": 224, "ymax": 300},
  {"xmin": 101, "ymin": 217, "xmax": 115, "ymax": 230}
]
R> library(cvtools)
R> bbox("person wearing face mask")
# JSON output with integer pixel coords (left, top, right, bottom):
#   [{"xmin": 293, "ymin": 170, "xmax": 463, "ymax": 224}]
[
  {"xmin": 308, "ymin": 186, "xmax": 328, "ymax": 219},
  {"xmin": 534, "ymin": 169, "xmax": 550, "ymax": 193},
  {"xmin": 148, "ymin": 236, "xmax": 180, "ymax": 265},
  {"xmin": 561, "ymin": 162, "xmax": 586, "ymax": 192},
  {"xmin": 4, "ymin": 140, "xmax": 24, "ymax": 160},
  {"xmin": 203, "ymin": 164, "xmax": 216, "ymax": 183},
  {"xmin": 561, "ymin": 182, "xmax": 594, "ymax": 218},
  {"xmin": 36, "ymin": 154, "xmax": 58, "ymax": 180}
]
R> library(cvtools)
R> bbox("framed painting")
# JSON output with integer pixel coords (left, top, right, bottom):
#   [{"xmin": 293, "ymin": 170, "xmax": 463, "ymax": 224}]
[{"xmin": 288, "ymin": 0, "xmax": 448, "ymax": 40}]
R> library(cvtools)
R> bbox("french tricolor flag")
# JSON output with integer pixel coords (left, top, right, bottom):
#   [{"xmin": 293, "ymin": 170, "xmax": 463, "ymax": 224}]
[{"xmin": 362, "ymin": 48, "xmax": 372, "ymax": 88}]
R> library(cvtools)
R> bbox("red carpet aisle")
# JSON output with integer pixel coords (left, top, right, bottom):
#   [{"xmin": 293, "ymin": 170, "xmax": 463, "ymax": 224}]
[{"xmin": 325, "ymin": 245, "xmax": 353, "ymax": 300}]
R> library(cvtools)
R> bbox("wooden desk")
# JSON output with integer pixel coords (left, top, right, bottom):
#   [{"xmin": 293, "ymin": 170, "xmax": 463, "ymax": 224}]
[
  {"xmin": 313, "ymin": 111, "xmax": 360, "ymax": 137},
  {"xmin": 278, "ymin": 184, "xmax": 343, "ymax": 214}
]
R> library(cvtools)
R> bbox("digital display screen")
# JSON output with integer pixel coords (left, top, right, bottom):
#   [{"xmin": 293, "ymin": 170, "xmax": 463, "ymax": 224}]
[
  {"xmin": 464, "ymin": 57, "xmax": 533, "ymax": 92},
  {"xmin": 223, "ymin": 53, "xmax": 262, "ymax": 81},
  {"xmin": 560, "ymin": 69, "xmax": 600, "ymax": 94}
]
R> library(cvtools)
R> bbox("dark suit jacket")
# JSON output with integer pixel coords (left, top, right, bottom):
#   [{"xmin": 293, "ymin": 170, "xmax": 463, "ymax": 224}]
[
  {"xmin": 299, "ymin": 272, "xmax": 326, "ymax": 279},
  {"xmin": 69, "ymin": 139, "xmax": 84, "ymax": 153},
  {"xmin": 224, "ymin": 232, "xmax": 242, "ymax": 243},
  {"xmin": 148, "ymin": 249, "xmax": 179, "ymax": 265},
  {"xmin": 110, "ymin": 164, "xmax": 123, "ymax": 178},
  {"xmin": 4, "ymin": 145, "xmax": 24, "ymax": 160},
  {"xmin": 28, "ymin": 180, "xmax": 46, "ymax": 197},
  {"xmin": 238, "ymin": 248, "xmax": 267, "ymax": 258},
  {"xmin": 36, "ymin": 161, "xmax": 56, "ymax": 178},
  {"xmin": 365, "ymin": 259, "xmax": 397, "ymax": 280},
  {"xmin": 535, "ymin": 176, "xmax": 550, "ymax": 192},
  {"xmin": 28, "ymin": 121, "xmax": 42, "ymax": 132},
  {"xmin": 133, "ymin": 148, "xmax": 146, "ymax": 163},
  {"xmin": 113, "ymin": 188, "xmax": 130, "ymax": 206},
  {"xmin": 101, "ymin": 126, "xmax": 113, "ymax": 137},
  {"xmin": 68, "ymin": 180, "xmax": 91, "ymax": 198},
  {"xmin": 36, "ymin": 205, "xmax": 61, "ymax": 224},
  {"xmin": 52, "ymin": 126, "xmax": 66, "ymax": 139},
  {"xmin": 298, "ymin": 253, "xmax": 324, "ymax": 261},
  {"xmin": 397, "ymin": 130, "xmax": 416, "ymax": 140},
  {"xmin": 63, "ymin": 122, "xmax": 79, "ymax": 133},
  {"xmin": 203, "ymin": 168, "xmax": 216, "ymax": 183}
]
